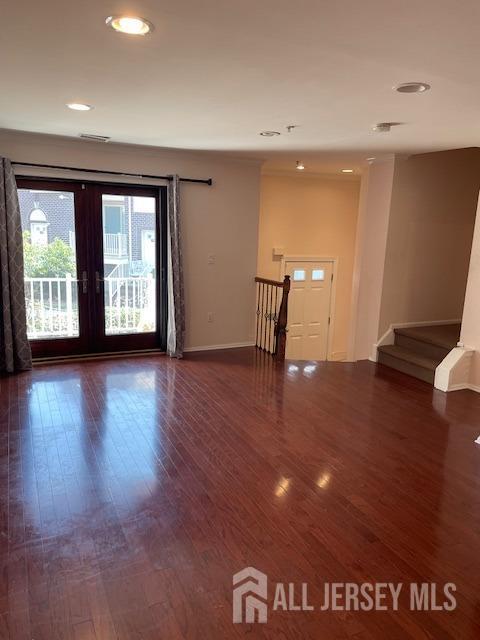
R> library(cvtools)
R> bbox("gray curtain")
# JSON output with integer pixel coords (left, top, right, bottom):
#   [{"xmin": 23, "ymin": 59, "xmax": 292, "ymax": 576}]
[
  {"xmin": 166, "ymin": 175, "xmax": 185, "ymax": 357},
  {"xmin": 0, "ymin": 158, "xmax": 32, "ymax": 373}
]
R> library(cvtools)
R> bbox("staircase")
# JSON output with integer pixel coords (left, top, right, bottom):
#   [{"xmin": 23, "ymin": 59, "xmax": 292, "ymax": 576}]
[{"xmin": 377, "ymin": 323, "xmax": 461, "ymax": 384}]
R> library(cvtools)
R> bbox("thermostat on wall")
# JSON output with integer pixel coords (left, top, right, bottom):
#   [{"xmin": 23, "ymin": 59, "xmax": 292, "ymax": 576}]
[{"xmin": 273, "ymin": 247, "xmax": 284, "ymax": 257}]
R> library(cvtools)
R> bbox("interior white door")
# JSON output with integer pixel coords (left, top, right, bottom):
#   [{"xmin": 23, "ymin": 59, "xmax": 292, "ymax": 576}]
[{"xmin": 285, "ymin": 261, "xmax": 333, "ymax": 360}]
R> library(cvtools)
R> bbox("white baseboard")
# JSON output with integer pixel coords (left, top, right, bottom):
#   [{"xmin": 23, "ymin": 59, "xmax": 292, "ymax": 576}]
[
  {"xmin": 446, "ymin": 382, "xmax": 480, "ymax": 394},
  {"xmin": 389, "ymin": 318, "xmax": 461, "ymax": 329},
  {"xmin": 329, "ymin": 351, "xmax": 347, "ymax": 362},
  {"xmin": 184, "ymin": 341, "xmax": 255, "ymax": 353}
]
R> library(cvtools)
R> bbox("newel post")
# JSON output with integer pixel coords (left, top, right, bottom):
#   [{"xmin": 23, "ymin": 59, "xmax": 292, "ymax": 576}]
[{"xmin": 274, "ymin": 275, "xmax": 290, "ymax": 361}]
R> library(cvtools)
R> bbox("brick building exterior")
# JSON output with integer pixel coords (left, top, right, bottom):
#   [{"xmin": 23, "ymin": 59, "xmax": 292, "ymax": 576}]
[{"xmin": 18, "ymin": 189, "xmax": 156, "ymax": 275}]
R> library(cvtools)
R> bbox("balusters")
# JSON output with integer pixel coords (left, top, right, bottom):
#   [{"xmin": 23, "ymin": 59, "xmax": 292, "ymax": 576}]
[
  {"xmin": 254, "ymin": 275, "xmax": 290, "ymax": 360},
  {"xmin": 274, "ymin": 276, "xmax": 290, "ymax": 360},
  {"xmin": 256, "ymin": 284, "xmax": 261, "ymax": 347}
]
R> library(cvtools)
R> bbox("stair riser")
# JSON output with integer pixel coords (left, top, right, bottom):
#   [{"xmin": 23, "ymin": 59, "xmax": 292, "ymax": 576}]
[
  {"xmin": 394, "ymin": 333, "xmax": 450, "ymax": 362},
  {"xmin": 378, "ymin": 352, "xmax": 435, "ymax": 384}
]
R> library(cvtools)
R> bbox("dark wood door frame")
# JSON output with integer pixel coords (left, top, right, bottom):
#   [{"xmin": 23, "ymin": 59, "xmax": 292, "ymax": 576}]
[
  {"xmin": 16, "ymin": 178, "xmax": 92, "ymax": 358},
  {"xmin": 88, "ymin": 183, "xmax": 167, "ymax": 354},
  {"xmin": 16, "ymin": 178, "xmax": 168, "ymax": 358}
]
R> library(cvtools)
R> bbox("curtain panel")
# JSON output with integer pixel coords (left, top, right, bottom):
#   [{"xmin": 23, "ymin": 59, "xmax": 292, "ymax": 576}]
[
  {"xmin": 166, "ymin": 175, "xmax": 185, "ymax": 358},
  {"xmin": 0, "ymin": 158, "xmax": 32, "ymax": 373}
]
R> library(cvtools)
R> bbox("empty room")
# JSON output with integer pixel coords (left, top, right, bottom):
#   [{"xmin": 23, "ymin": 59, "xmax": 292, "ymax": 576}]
[{"xmin": 1, "ymin": 1, "xmax": 480, "ymax": 639}]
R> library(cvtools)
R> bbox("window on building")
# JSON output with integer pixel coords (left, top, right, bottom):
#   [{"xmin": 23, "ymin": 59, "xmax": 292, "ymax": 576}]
[
  {"xmin": 29, "ymin": 208, "xmax": 49, "ymax": 246},
  {"xmin": 103, "ymin": 204, "xmax": 124, "ymax": 234}
]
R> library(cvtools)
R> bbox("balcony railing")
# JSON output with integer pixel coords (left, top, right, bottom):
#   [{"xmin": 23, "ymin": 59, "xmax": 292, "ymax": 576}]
[
  {"xmin": 104, "ymin": 233, "xmax": 128, "ymax": 258},
  {"xmin": 24, "ymin": 274, "xmax": 155, "ymax": 339},
  {"xmin": 25, "ymin": 274, "xmax": 78, "ymax": 339},
  {"xmin": 69, "ymin": 232, "xmax": 128, "ymax": 258}
]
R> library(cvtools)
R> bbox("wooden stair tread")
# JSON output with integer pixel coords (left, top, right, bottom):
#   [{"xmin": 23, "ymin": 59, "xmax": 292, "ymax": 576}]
[
  {"xmin": 377, "ymin": 345, "xmax": 440, "ymax": 371},
  {"xmin": 394, "ymin": 324, "xmax": 460, "ymax": 350}
]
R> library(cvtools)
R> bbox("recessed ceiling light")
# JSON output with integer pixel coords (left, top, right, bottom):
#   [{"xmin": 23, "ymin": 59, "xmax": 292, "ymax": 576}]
[
  {"xmin": 395, "ymin": 82, "xmax": 430, "ymax": 93},
  {"xmin": 259, "ymin": 131, "xmax": 281, "ymax": 137},
  {"xmin": 106, "ymin": 15, "xmax": 154, "ymax": 35},
  {"xmin": 342, "ymin": 169, "xmax": 354, "ymax": 173},
  {"xmin": 66, "ymin": 103, "xmax": 93, "ymax": 111},
  {"xmin": 296, "ymin": 161, "xmax": 305, "ymax": 171}
]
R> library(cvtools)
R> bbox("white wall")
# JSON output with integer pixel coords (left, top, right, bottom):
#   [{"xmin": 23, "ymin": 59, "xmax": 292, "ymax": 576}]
[
  {"xmin": 378, "ymin": 149, "xmax": 480, "ymax": 336},
  {"xmin": 350, "ymin": 158, "xmax": 395, "ymax": 360},
  {"xmin": 258, "ymin": 173, "xmax": 360, "ymax": 360},
  {"xmin": 352, "ymin": 149, "xmax": 480, "ymax": 363},
  {"xmin": 460, "ymin": 194, "xmax": 480, "ymax": 390},
  {"xmin": 0, "ymin": 129, "xmax": 262, "ymax": 351}
]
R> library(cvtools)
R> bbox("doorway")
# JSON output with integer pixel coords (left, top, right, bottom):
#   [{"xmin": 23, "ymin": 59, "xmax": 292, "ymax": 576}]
[
  {"xmin": 17, "ymin": 178, "xmax": 167, "ymax": 358},
  {"xmin": 283, "ymin": 258, "xmax": 334, "ymax": 360}
]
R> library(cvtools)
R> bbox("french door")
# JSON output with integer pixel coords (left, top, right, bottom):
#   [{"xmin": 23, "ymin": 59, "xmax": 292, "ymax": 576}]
[{"xmin": 16, "ymin": 178, "xmax": 167, "ymax": 358}]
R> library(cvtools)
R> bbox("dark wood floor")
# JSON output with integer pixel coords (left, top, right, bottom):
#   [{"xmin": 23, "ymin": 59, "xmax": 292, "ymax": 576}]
[{"xmin": 1, "ymin": 348, "xmax": 480, "ymax": 639}]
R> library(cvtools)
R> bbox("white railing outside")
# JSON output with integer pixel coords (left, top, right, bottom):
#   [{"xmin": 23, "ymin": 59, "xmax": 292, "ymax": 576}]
[
  {"xmin": 25, "ymin": 274, "xmax": 78, "ymax": 339},
  {"xmin": 104, "ymin": 276, "xmax": 156, "ymax": 335},
  {"xmin": 70, "ymin": 232, "xmax": 128, "ymax": 258},
  {"xmin": 24, "ymin": 274, "xmax": 155, "ymax": 339},
  {"xmin": 104, "ymin": 233, "xmax": 128, "ymax": 257}
]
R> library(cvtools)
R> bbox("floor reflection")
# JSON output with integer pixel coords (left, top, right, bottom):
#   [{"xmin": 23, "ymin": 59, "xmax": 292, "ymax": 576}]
[
  {"xmin": 3, "ymin": 350, "xmax": 480, "ymax": 638},
  {"xmin": 20, "ymin": 364, "xmax": 168, "ymax": 540}
]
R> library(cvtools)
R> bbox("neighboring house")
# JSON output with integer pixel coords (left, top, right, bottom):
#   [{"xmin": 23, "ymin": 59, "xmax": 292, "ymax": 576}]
[{"xmin": 18, "ymin": 190, "xmax": 156, "ymax": 276}]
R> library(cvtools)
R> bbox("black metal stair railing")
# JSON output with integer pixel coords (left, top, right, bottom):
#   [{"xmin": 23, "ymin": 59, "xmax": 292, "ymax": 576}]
[{"xmin": 254, "ymin": 275, "xmax": 290, "ymax": 360}]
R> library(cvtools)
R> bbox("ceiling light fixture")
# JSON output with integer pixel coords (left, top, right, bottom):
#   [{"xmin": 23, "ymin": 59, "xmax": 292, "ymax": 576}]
[
  {"xmin": 342, "ymin": 169, "xmax": 354, "ymax": 173},
  {"xmin": 296, "ymin": 161, "xmax": 305, "ymax": 171},
  {"xmin": 106, "ymin": 15, "xmax": 154, "ymax": 35},
  {"xmin": 395, "ymin": 82, "xmax": 430, "ymax": 94},
  {"xmin": 66, "ymin": 103, "xmax": 93, "ymax": 111},
  {"xmin": 259, "ymin": 131, "xmax": 281, "ymax": 137}
]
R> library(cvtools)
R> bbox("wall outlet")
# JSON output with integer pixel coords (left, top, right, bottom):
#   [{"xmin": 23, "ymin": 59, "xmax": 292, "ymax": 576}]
[
  {"xmin": 208, "ymin": 254, "xmax": 216, "ymax": 265},
  {"xmin": 207, "ymin": 312, "xmax": 214, "ymax": 323}
]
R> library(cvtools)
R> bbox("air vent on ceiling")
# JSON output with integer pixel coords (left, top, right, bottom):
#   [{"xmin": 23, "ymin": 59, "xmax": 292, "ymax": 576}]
[{"xmin": 79, "ymin": 133, "xmax": 110, "ymax": 142}]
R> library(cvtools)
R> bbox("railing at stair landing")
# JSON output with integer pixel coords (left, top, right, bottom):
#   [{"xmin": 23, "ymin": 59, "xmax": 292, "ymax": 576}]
[{"xmin": 254, "ymin": 275, "xmax": 291, "ymax": 361}]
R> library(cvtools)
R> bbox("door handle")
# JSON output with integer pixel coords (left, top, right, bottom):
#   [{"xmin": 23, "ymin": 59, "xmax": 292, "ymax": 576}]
[
  {"xmin": 81, "ymin": 271, "xmax": 88, "ymax": 294},
  {"xmin": 95, "ymin": 271, "xmax": 103, "ymax": 294}
]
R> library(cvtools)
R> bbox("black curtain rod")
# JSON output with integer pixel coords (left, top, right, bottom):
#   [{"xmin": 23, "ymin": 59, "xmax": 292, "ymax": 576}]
[{"xmin": 12, "ymin": 161, "xmax": 213, "ymax": 186}]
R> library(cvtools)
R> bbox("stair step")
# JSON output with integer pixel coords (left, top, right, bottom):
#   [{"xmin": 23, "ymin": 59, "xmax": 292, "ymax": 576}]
[
  {"xmin": 394, "ymin": 324, "xmax": 460, "ymax": 350},
  {"xmin": 394, "ymin": 332, "xmax": 450, "ymax": 361},
  {"xmin": 377, "ymin": 345, "xmax": 440, "ymax": 384}
]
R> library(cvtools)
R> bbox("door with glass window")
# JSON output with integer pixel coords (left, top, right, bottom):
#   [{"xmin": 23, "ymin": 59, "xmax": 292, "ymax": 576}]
[
  {"xmin": 90, "ymin": 184, "xmax": 165, "ymax": 353},
  {"xmin": 17, "ymin": 179, "xmax": 90, "ymax": 357},
  {"xmin": 285, "ymin": 260, "xmax": 333, "ymax": 360},
  {"xmin": 17, "ymin": 178, "xmax": 167, "ymax": 358}
]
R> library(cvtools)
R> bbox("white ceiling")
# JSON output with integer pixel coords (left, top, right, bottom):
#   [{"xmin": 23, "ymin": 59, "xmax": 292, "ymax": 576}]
[{"xmin": 2, "ymin": 0, "xmax": 480, "ymax": 174}]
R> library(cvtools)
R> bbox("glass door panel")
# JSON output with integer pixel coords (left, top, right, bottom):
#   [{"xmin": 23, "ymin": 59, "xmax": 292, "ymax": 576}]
[
  {"xmin": 16, "ymin": 179, "xmax": 165, "ymax": 358},
  {"xmin": 101, "ymin": 194, "xmax": 157, "ymax": 336},
  {"xmin": 17, "ymin": 180, "xmax": 90, "ymax": 357},
  {"xmin": 18, "ymin": 188, "xmax": 79, "ymax": 340}
]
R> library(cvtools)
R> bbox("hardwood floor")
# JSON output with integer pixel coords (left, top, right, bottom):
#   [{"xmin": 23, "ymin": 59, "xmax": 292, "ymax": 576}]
[{"xmin": 1, "ymin": 347, "xmax": 480, "ymax": 639}]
